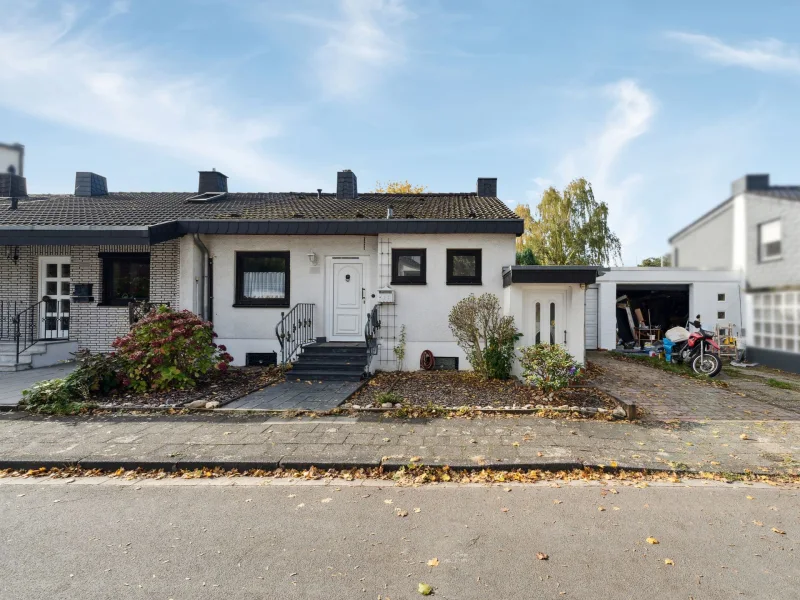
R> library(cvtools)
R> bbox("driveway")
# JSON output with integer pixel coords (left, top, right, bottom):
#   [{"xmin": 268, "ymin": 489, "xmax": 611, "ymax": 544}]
[
  {"xmin": 589, "ymin": 352, "xmax": 800, "ymax": 421},
  {"xmin": 0, "ymin": 363, "xmax": 77, "ymax": 407}
]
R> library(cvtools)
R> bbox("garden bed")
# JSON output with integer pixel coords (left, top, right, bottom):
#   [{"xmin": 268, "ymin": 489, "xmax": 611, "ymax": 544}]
[
  {"xmin": 348, "ymin": 369, "xmax": 618, "ymax": 414},
  {"xmin": 94, "ymin": 366, "xmax": 284, "ymax": 409}
]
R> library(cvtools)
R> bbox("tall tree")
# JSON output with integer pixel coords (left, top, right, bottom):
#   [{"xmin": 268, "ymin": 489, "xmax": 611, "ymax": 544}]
[
  {"xmin": 372, "ymin": 180, "xmax": 427, "ymax": 193},
  {"xmin": 514, "ymin": 178, "xmax": 622, "ymax": 266}
]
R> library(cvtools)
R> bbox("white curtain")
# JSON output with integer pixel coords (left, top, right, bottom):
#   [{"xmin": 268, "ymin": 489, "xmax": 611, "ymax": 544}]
[{"xmin": 244, "ymin": 271, "xmax": 285, "ymax": 299}]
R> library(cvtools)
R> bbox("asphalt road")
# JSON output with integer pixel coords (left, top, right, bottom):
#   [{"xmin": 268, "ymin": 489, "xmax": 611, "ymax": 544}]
[{"xmin": 1, "ymin": 478, "xmax": 798, "ymax": 599}]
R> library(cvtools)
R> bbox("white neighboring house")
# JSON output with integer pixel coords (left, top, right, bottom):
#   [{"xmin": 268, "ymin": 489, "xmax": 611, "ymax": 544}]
[
  {"xmin": 0, "ymin": 168, "xmax": 598, "ymax": 376},
  {"xmin": 669, "ymin": 174, "xmax": 800, "ymax": 373},
  {"xmin": 0, "ymin": 142, "xmax": 24, "ymax": 177}
]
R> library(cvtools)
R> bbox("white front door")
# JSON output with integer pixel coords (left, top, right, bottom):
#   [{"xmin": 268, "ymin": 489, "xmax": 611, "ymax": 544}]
[
  {"xmin": 328, "ymin": 257, "xmax": 366, "ymax": 341},
  {"xmin": 38, "ymin": 257, "xmax": 71, "ymax": 340},
  {"xmin": 527, "ymin": 292, "xmax": 566, "ymax": 347}
]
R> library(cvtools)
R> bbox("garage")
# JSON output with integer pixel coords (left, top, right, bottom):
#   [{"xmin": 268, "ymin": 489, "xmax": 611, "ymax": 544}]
[{"xmin": 585, "ymin": 268, "xmax": 743, "ymax": 351}]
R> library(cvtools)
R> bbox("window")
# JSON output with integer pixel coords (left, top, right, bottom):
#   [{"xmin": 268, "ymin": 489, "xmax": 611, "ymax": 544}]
[
  {"xmin": 758, "ymin": 219, "xmax": 782, "ymax": 262},
  {"xmin": 235, "ymin": 251, "xmax": 290, "ymax": 307},
  {"xmin": 100, "ymin": 253, "xmax": 150, "ymax": 306},
  {"xmin": 446, "ymin": 249, "xmax": 482, "ymax": 285},
  {"xmin": 717, "ymin": 311, "xmax": 726, "ymax": 320},
  {"xmin": 718, "ymin": 293, "xmax": 726, "ymax": 302},
  {"xmin": 752, "ymin": 291, "xmax": 800, "ymax": 353},
  {"xmin": 391, "ymin": 249, "xmax": 426, "ymax": 285}
]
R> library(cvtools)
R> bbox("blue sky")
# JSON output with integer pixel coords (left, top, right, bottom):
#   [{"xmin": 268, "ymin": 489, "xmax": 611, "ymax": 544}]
[{"xmin": 2, "ymin": 0, "xmax": 800, "ymax": 264}]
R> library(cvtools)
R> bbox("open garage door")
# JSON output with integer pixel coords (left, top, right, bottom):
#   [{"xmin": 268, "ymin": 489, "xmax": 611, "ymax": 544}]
[{"xmin": 616, "ymin": 284, "xmax": 690, "ymax": 348}]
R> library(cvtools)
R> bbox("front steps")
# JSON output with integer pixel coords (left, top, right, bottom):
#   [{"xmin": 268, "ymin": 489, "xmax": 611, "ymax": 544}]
[
  {"xmin": 287, "ymin": 342, "xmax": 369, "ymax": 382},
  {"xmin": 0, "ymin": 340, "xmax": 79, "ymax": 372}
]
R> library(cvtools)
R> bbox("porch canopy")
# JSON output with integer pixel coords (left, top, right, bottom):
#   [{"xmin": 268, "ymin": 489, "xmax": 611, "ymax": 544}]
[{"xmin": 502, "ymin": 265, "xmax": 603, "ymax": 286}]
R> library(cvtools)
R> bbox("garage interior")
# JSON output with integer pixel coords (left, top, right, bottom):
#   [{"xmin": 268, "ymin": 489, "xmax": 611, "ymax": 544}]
[{"xmin": 615, "ymin": 284, "xmax": 690, "ymax": 349}]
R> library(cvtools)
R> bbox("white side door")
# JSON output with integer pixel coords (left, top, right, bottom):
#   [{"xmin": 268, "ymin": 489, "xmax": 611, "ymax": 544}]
[
  {"xmin": 527, "ymin": 291, "xmax": 566, "ymax": 347},
  {"xmin": 329, "ymin": 257, "xmax": 366, "ymax": 341},
  {"xmin": 38, "ymin": 257, "xmax": 71, "ymax": 340}
]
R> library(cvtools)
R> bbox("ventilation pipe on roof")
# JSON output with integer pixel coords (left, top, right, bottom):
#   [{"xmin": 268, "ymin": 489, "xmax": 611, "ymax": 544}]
[
  {"xmin": 317, "ymin": 188, "xmax": 322, "ymax": 199},
  {"xmin": 386, "ymin": 205, "xmax": 394, "ymax": 219},
  {"xmin": 192, "ymin": 234, "xmax": 211, "ymax": 321}
]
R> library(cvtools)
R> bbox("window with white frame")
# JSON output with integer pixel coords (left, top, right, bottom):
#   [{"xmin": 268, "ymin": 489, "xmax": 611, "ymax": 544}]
[
  {"xmin": 758, "ymin": 220, "xmax": 782, "ymax": 262},
  {"xmin": 752, "ymin": 291, "xmax": 798, "ymax": 353}
]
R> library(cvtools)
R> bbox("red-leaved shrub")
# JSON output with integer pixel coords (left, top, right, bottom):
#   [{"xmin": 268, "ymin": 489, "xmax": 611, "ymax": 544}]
[{"xmin": 111, "ymin": 306, "xmax": 232, "ymax": 392}]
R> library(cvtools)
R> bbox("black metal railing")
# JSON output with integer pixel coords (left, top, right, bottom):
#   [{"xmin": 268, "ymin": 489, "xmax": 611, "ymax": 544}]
[
  {"xmin": 0, "ymin": 300, "xmax": 15, "ymax": 341},
  {"xmin": 12, "ymin": 299, "xmax": 70, "ymax": 364},
  {"xmin": 275, "ymin": 303, "xmax": 315, "ymax": 365},
  {"xmin": 365, "ymin": 304, "xmax": 381, "ymax": 357}
]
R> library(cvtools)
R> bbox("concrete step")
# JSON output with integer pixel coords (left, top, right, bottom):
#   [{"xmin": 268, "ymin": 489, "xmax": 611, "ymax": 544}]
[{"xmin": 286, "ymin": 371, "xmax": 363, "ymax": 382}]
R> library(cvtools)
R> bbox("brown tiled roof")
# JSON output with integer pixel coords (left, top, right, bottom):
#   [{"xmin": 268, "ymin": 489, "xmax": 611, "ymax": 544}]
[{"xmin": 0, "ymin": 192, "xmax": 518, "ymax": 226}]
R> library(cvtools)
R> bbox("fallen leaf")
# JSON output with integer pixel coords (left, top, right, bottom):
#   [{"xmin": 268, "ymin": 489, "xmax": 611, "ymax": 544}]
[
  {"xmin": 771, "ymin": 528, "xmax": 786, "ymax": 535},
  {"xmin": 504, "ymin": 487, "xmax": 512, "ymax": 492},
  {"xmin": 321, "ymin": 498, "xmax": 332, "ymax": 503},
  {"xmin": 610, "ymin": 461, "xmax": 618, "ymax": 468},
  {"xmin": 500, "ymin": 507, "xmax": 509, "ymax": 513},
  {"xmin": 740, "ymin": 434, "xmax": 750, "ymax": 440},
  {"xmin": 664, "ymin": 559, "xmax": 674, "ymax": 566},
  {"xmin": 512, "ymin": 442, "xmax": 520, "ymax": 447},
  {"xmin": 753, "ymin": 520, "xmax": 763, "ymax": 527},
  {"xmin": 536, "ymin": 552, "xmax": 549, "ymax": 560},
  {"xmin": 396, "ymin": 509, "xmax": 408, "ymax": 517},
  {"xmin": 646, "ymin": 537, "xmax": 659, "ymax": 545},
  {"xmin": 418, "ymin": 582, "xmax": 433, "ymax": 595},
  {"xmin": 746, "ymin": 496, "xmax": 754, "ymax": 500},
  {"xmin": 384, "ymin": 499, "xmax": 393, "ymax": 505},
  {"xmin": 537, "ymin": 451, "xmax": 544, "ymax": 457},
  {"xmin": 410, "ymin": 456, "xmax": 422, "ymax": 463},
  {"xmin": 553, "ymin": 499, "xmax": 562, "ymax": 505},
  {"xmin": 598, "ymin": 506, "xmax": 606, "ymax": 512},
  {"xmin": 413, "ymin": 508, "xmax": 421, "ymax": 513},
  {"xmin": 427, "ymin": 558, "xmax": 439, "ymax": 567}
]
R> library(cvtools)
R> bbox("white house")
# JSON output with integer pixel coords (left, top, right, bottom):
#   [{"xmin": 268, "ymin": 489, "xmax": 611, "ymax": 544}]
[
  {"xmin": 669, "ymin": 174, "xmax": 800, "ymax": 372},
  {"xmin": 0, "ymin": 168, "xmax": 598, "ymax": 376}
]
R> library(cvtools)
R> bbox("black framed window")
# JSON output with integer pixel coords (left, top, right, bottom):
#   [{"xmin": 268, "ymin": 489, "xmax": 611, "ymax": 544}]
[
  {"xmin": 235, "ymin": 251, "xmax": 290, "ymax": 307},
  {"xmin": 446, "ymin": 249, "xmax": 482, "ymax": 285},
  {"xmin": 100, "ymin": 253, "xmax": 150, "ymax": 306},
  {"xmin": 391, "ymin": 249, "xmax": 426, "ymax": 285}
]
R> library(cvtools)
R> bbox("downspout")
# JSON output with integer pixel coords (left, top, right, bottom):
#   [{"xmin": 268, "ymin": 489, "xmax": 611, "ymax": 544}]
[{"xmin": 192, "ymin": 234, "xmax": 210, "ymax": 321}]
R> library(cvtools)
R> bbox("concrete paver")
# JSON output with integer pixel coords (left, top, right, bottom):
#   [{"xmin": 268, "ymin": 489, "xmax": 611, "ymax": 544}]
[{"xmin": 0, "ymin": 363, "xmax": 77, "ymax": 407}]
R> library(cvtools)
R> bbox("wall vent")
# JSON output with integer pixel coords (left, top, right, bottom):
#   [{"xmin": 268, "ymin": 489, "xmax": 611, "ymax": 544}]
[{"xmin": 432, "ymin": 357, "xmax": 459, "ymax": 371}]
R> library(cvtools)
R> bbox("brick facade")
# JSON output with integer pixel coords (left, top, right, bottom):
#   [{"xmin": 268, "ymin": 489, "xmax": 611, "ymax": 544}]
[{"xmin": 0, "ymin": 240, "xmax": 180, "ymax": 352}]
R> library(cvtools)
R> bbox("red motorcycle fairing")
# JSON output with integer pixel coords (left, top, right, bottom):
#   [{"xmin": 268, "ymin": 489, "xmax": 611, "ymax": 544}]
[{"xmin": 705, "ymin": 339, "xmax": 720, "ymax": 350}]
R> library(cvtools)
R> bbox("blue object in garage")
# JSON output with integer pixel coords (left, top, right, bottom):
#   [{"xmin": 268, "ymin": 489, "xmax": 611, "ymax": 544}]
[{"xmin": 663, "ymin": 338, "xmax": 674, "ymax": 362}]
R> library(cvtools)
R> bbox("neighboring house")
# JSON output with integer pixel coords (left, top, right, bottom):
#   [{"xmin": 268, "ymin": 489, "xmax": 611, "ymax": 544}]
[
  {"xmin": 0, "ymin": 168, "xmax": 598, "ymax": 376},
  {"xmin": 670, "ymin": 174, "xmax": 800, "ymax": 372},
  {"xmin": 0, "ymin": 142, "xmax": 24, "ymax": 178}
]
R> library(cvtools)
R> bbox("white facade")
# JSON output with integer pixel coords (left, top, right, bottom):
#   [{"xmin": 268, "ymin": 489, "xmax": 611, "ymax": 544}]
[
  {"xmin": 177, "ymin": 232, "xmax": 594, "ymax": 371},
  {"xmin": 589, "ymin": 268, "xmax": 743, "ymax": 351}
]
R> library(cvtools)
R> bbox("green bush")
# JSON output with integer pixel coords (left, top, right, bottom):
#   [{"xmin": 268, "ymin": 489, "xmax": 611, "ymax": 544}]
[
  {"xmin": 112, "ymin": 306, "xmax": 232, "ymax": 392},
  {"xmin": 21, "ymin": 376, "xmax": 92, "ymax": 414},
  {"xmin": 448, "ymin": 293, "xmax": 521, "ymax": 380},
  {"xmin": 518, "ymin": 344, "xmax": 582, "ymax": 391},
  {"xmin": 375, "ymin": 390, "xmax": 404, "ymax": 405}
]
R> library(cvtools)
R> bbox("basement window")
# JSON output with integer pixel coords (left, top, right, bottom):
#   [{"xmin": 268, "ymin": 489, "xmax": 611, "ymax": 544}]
[
  {"xmin": 100, "ymin": 253, "xmax": 150, "ymax": 306},
  {"xmin": 235, "ymin": 251, "xmax": 290, "ymax": 307}
]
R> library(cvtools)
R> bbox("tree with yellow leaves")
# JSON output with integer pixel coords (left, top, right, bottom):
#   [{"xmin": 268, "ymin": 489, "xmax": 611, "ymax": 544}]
[{"xmin": 372, "ymin": 180, "xmax": 427, "ymax": 194}]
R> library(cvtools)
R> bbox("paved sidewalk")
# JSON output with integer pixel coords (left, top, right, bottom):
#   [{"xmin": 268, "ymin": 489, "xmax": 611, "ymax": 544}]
[
  {"xmin": 1, "ymin": 412, "xmax": 797, "ymax": 475},
  {"xmin": 0, "ymin": 363, "xmax": 77, "ymax": 407},
  {"xmin": 223, "ymin": 380, "xmax": 361, "ymax": 411}
]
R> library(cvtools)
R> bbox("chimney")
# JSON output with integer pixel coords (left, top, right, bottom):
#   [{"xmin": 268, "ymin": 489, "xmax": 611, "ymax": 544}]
[
  {"xmin": 336, "ymin": 169, "xmax": 358, "ymax": 199},
  {"xmin": 0, "ymin": 173, "xmax": 27, "ymax": 198},
  {"xmin": 477, "ymin": 177, "xmax": 497, "ymax": 197},
  {"xmin": 75, "ymin": 172, "xmax": 108, "ymax": 196},
  {"xmin": 731, "ymin": 174, "xmax": 769, "ymax": 197},
  {"xmin": 198, "ymin": 169, "xmax": 228, "ymax": 194}
]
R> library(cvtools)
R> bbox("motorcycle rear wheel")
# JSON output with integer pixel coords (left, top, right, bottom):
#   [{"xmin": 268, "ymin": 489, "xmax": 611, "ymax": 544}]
[{"xmin": 691, "ymin": 352, "xmax": 721, "ymax": 377}]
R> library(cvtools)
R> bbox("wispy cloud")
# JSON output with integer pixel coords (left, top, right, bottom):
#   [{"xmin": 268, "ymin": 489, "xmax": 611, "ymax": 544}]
[
  {"xmin": 666, "ymin": 31, "xmax": 800, "ymax": 74},
  {"xmin": 531, "ymin": 80, "xmax": 656, "ymax": 263},
  {"xmin": 0, "ymin": 2, "xmax": 309, "ymax": 189},
  {"xmin": 287, "ymin": 0, "xmax": 412, "ymax": 100}
]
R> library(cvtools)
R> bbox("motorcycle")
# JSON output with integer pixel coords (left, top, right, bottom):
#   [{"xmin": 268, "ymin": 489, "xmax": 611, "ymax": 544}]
[{"xmin": 664, "ymin": 315, "xmax": 722, "ymax": 377}]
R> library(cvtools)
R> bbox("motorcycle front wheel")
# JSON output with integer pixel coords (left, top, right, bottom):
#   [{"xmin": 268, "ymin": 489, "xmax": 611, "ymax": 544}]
[{"xmin": 691, "ymin": 352, "xmax": 721, "ymax": 377}]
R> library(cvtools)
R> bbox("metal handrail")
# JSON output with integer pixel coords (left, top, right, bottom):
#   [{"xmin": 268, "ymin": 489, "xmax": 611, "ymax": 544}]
[
  {"xmin": 275, "ymin": 303, "xmax": 315, "ymax": 365},
  {"xmin": 364, "ymin": 304, "xmax": 381, "ymax": 357},
  {"xmin": 1, "ymin": 298, "xmax": 70, "ymax": 365}
]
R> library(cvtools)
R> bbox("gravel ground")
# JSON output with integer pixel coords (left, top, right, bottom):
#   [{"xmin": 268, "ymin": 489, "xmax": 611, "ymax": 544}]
[
  {"xmin": 351, "ymin": 369, "xmax": 616, "ymax": 411},
  {"xmin": 95, "ymin": 366, "xmax": 284, "ymax": 409}
]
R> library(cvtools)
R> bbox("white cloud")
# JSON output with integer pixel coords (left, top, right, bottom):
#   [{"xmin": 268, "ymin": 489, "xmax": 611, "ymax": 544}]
[
  {"xmin": 288, "ymin": 0, "xmax": 412, "ymax": 100},
  {"xmin": 0, "ymin": 2, "xmax": 310, "ymax": 189},
  {"xmin": 666, "ymin": 31, "xmax": 800, "ymax": 74},
  {"xmin": 530, "ymin": 80, "xmax": 656, "ymax": 264}
]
